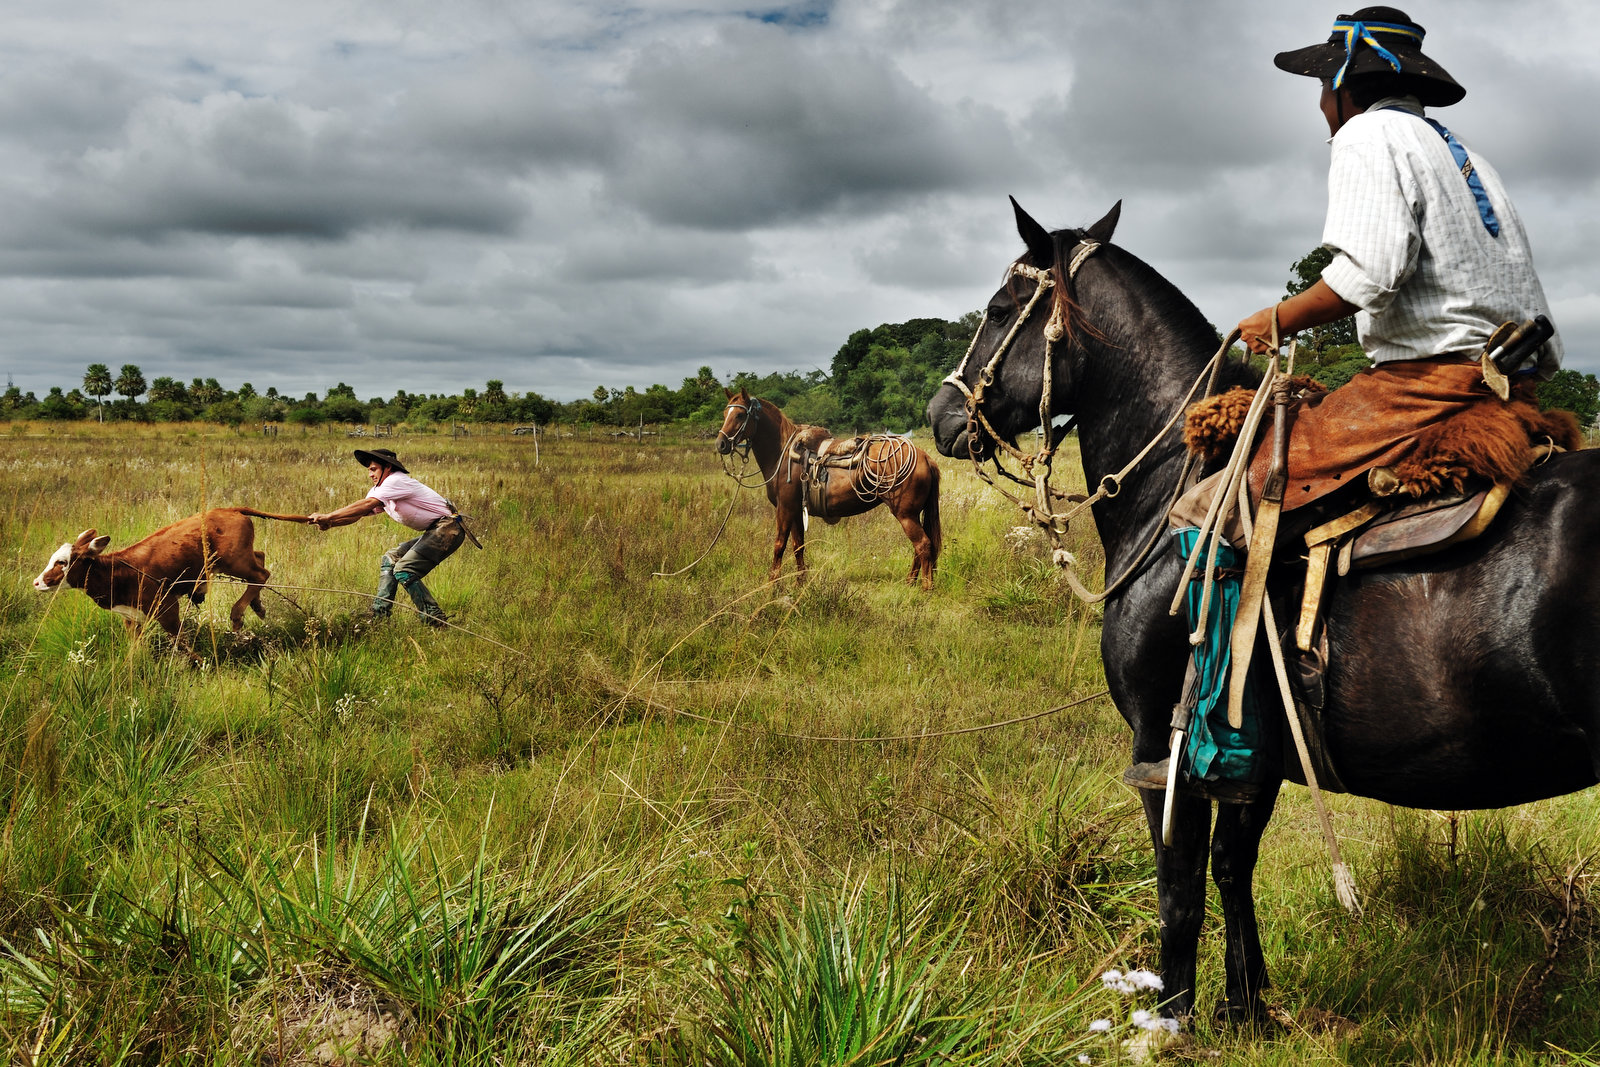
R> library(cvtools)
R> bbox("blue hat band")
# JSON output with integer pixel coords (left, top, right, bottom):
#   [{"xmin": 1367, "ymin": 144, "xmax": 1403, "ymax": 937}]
[{"xmin": 1330, "ymin": 19, "xmax": 1424, "ymax": 90}]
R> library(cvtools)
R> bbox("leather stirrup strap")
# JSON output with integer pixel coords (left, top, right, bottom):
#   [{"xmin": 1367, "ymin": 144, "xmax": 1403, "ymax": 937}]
[{"xmin": 1227, "ymin": 311, "xmax": 1286, "ymax": 729}]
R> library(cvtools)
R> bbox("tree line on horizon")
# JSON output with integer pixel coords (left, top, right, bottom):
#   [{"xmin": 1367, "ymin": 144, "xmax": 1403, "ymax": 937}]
[
  {"xmin": 0, "ymin": 314, "xmax": 988, "ymax": 433},
  {"xmin": 3, "ymin": 252, "xmax": 1595, "ymax": 430}
]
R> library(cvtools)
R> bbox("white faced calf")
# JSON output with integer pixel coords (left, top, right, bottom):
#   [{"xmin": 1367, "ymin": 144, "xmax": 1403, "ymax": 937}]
[{"xmin": 34, "ymin": 509, "xmax": 276, "ymax": 637}]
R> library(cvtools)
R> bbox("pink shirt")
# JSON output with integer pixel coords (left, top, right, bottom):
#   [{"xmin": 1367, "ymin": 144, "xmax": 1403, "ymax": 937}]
[{"xmin": 367, "ymin": 472, "xmax": 452, "ymax": 531}]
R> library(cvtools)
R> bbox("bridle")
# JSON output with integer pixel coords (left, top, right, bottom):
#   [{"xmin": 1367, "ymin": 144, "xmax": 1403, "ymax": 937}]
[
  {"xmin": 718, "ymin": 396, "xmax": 763, "ymax": 458},
  {"xmin": 944, "ymin": 237, "xmax": 1226, "ymax": 603},
  {"xmin": 941, "ymin": 239, "xmax": 1101, "ymax": 545},
  {"xmin": 717, "ymin": 396, "xmax": 795, "ymax": 490}
]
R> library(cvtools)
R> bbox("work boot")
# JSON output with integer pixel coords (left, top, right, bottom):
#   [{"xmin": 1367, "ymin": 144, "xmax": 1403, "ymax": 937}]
[
  {"xmin": 1123, "ymin": 760, "xmax": 1171, "ymax": 791},
  {"xmin": 1121, "ymin": 757, "xmax": 1260, "ymax": 804},
  {"xmin": 372, "ymin": 561, "xmax": 400, "ymax": 616},
  {"xmin": 398, "ymin": 572, "xmax": 448, "ymax": 629}
]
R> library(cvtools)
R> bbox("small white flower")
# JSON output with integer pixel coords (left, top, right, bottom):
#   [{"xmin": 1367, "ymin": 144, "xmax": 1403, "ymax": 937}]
[
  {"xmin": 1077, "ymin": 1056, "xmax": 1091, "ymax": 1065},
  {"xmin": 1100, "ymin": 968, "xmax": 1136, "ymax": 993},
  {"xmin": 1128, "ymin": 969, "xmax": 1164, "ymax": 992},
  {"xmin": 1131, "ymin": 1009, "xmax": 1155, "ymax": 1030},
  {"xmin": 1159, "ymin": 1018, "xmax": 1181, "ymax": 1034},
  {"xmin": 1088, "ymin": 1019, "xmax": 1112, "ymax": 1033}
]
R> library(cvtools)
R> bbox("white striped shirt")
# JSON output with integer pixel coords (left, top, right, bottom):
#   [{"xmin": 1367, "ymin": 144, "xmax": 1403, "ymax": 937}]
[{"xmin": 1319, "ymin": 96, "xmax": 1562, "ymax": 375}]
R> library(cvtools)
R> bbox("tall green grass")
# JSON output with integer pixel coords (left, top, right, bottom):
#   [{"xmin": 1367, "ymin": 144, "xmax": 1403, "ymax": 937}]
[{"xmin": 0, "ymin": 424, "xmax": 1595, "ymax": 1063}]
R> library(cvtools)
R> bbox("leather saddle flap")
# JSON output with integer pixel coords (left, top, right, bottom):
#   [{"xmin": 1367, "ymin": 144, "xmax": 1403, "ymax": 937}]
[{"xmin": 1349, "ymin": 485, "xmax": 1505, "ymax": 568}]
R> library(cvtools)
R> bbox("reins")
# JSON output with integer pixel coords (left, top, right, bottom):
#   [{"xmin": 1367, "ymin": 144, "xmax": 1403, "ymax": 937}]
[{"xmin": 946, "ymin": 240, "xmax": 1233, "ymax": 603}]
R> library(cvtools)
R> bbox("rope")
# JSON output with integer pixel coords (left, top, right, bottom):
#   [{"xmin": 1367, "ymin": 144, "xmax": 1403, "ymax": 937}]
[
  {"xmin": 609, "ymin": 687, "xmax": 1111, "ymax": 743},
  {"xmin": 652, "ymin": 481, "xmax": 745, "ymax": 578},
  {"xmin": 652, "ymin": 442, "xmax": 761, "ymax": 577},
  {"xmin": 844, "ymin": 435, "xmax": 920, "ymax": 503},
  {"xmin": 209, "ymin": 577, "xmax": 1110, "ymax": 745}
]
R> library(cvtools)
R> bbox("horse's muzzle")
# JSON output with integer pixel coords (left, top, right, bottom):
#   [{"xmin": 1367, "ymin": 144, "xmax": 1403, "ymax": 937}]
[
  {"xmin": 715, "ymin": 435, "xmax": 733, "ymax": 455},
  {"xmin": 927, "ymin": 385, "xmax": 977, "ymax": 459}
]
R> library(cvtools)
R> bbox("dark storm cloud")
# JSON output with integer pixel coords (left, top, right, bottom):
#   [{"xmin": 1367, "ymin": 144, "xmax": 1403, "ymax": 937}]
[
  {"xmin": 605, "ymin": 23, "xmax": 1030, "ymax": 229},
  {"xmin": 397, "ymin": 59, "xmax": 614, "ymax": 170},
  {"xmin": 1025, "ymin": 2, "xmax": 1308, "ymax": 194},
  {"xmin": 44, "ymin": 94, "xmax": 529, "ymax": 244}
]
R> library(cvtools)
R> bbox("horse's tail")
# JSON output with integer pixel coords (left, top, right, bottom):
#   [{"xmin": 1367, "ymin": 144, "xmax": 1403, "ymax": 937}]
[{"xmin": 923, "ymin": 458, "xmax": 942, "ymax": 563}]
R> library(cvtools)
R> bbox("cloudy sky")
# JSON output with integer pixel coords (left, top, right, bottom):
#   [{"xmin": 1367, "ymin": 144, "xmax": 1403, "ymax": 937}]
[{"xmin": 2, "ymin": 0, "xmax": 1596, "ymax": 402}]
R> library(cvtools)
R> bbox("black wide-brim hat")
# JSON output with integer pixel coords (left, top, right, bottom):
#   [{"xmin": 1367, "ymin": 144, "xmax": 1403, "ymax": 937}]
[
  {"xmin": 1274, "ymin": 6, "xmax": 1465, "ymax": 107},
  {"xmin": 353, "ymin": 447, "xmax": 409, "ymax": 474}
]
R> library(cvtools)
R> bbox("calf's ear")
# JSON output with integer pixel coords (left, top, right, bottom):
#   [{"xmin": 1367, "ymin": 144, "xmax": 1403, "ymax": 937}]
[{"xmin": 84, "ymin": 533, "xmax": 111, "ymax": 554}]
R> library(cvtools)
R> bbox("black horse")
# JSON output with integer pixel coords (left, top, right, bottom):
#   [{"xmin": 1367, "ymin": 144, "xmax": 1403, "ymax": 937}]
[{"xmin": 927, "ymin": 198, "xmax": 1600, "ymax": 1022}]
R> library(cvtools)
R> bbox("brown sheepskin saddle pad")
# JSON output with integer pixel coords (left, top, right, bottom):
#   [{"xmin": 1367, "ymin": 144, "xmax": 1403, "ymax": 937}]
[{"xmin": 1184, "ymin": 363, "xmax": 1580, "ymax": 510}]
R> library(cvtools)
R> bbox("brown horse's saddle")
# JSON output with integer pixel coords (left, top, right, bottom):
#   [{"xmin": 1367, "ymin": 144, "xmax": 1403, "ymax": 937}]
[
  {"xmin": 790, "ymin": 433, "xmax": 903, "ymax": 519},
  {"xmin": 789, "ymin": 434, "xmax": 861, "ymax": 520},
  {"xmin": 790, "ymin": 435, "xmax": 867, "ymax": 468}
]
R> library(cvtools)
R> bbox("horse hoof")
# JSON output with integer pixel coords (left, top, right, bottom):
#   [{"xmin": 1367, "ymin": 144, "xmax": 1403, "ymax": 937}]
[{"xmin": 1211, "ymin": 1000, "xmax": 1273, "ymax": 1030}]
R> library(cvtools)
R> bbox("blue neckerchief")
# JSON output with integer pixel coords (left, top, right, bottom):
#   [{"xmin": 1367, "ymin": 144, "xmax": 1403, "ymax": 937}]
[
  {"xmin": 1330, "ymin": 19, "xmax": 1424, "ymax": 90},
  {"xmin": 1379, "ymin": 106, "xmax": 1501, "ymax": 237},
  {"xmin": 1424, "ymin": 118, "xmax": 1501, "ymax": 237}
]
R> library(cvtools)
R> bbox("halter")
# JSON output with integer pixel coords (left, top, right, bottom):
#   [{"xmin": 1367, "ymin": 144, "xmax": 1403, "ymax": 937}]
[
  {"xmin": 718, "ymin": 396, "xmax": 763, "ymax": 459},
  {"xmin": 944, "ymin": 238, "xmax": 1227, "ymax": 602},
  {"xmin": 941, "ymin": 239, "xmax": 1100, "ymax": 551}
]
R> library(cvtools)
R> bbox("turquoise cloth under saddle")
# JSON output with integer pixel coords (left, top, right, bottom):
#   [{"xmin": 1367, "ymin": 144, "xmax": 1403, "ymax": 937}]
[{"xmin": 1174, "ymin": 527, "xmax": 1263, "ymax": 783}]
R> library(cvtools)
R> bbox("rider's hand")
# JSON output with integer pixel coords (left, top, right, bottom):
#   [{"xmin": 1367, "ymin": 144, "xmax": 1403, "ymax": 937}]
[{"xmin": 1237, "ymin": 306, "xmax": 1279, "ymax": 355}]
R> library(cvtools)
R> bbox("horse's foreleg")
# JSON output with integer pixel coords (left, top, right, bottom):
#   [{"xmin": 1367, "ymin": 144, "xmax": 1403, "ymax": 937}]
[
  {"xmin": 1210, "ymin": 784, "xmax": 1281, "ymax": 1024},
  {"xmin": 771, "ymin": 506, "xmax": 808, "ymax": 584},
  {"xmin": 1142, "ymin": 790, "xmax": 1212, "ymax": 1021},
  {"xmin": 894, "ymin": 514, "xmax": 933, "ymax": 590},
  {"xmin": 769, "ymin": 514, "xmax": 790, "ymax": 582},
  {"xmin": 791, "ymin": 515, "xmax": 807, "ymax": 584}
]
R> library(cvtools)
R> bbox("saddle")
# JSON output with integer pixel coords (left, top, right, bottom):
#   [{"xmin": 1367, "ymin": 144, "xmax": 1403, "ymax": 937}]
[
  {"xmin": 787, "ymin": 431, "xmax": 865, "ymax": 520},
  {"xmin": 788, "ymin": 432, "xmax": 910, "ymax": 519},
  {"xmin": 1183, "ymin": 367, "xmax": 1580, "ymax": 793}
]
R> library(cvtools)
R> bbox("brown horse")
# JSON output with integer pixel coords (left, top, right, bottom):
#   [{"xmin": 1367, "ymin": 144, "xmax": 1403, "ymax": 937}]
[{"xmin": 715, "ymin": 388, "xmax": 942, "ymax": 588}]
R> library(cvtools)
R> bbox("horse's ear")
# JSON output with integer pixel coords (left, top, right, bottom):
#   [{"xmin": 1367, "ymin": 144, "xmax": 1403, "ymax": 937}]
[
  {"xmin": 1010, "ymin": 196, "xmax": 1054, "ymax": 266},
  {"xmin": 1085, "ymin": 200, "xmax": 1122, "ymax": 244},
  {"xmin": 725, "ymin": 387, "xmax": 734, "ymax": 398}
]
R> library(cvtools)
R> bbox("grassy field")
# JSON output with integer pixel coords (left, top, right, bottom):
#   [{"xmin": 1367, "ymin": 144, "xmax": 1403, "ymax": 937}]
[{"xmin": 0, "ymin": 421, "xmax": 1597, "ymax": 1065}]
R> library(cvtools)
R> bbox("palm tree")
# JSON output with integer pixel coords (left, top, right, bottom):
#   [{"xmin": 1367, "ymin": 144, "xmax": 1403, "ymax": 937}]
[
  {"xmin": 114, "ymin": 364, "xmax": 147, "ymax": 408},
  {"xmin": 83, "ymin": 363, "xmax": 112, "ymax": 422}
]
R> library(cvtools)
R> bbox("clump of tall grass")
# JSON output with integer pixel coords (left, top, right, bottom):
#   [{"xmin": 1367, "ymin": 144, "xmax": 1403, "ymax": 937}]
[{"xmin": 653, "ymin": 873, "xmax": 1107, "ymax": 1067}]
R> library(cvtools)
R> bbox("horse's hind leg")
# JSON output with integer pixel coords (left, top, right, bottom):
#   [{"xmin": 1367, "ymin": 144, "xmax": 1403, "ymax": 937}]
[
  {"xmin": 1142, "ymin": 790, "xmax": 1212, "ymax": 1021},
  {"xmin": 1209, "ymin": 785, "xmax": 1281, "ymax": 1023}
]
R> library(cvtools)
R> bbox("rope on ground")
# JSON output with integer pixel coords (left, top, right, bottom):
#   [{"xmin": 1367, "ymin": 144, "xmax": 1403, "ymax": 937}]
[
  {"xmin": 213, "ymin": 577, "xmax": 528, "ymax": 656},
  {"xmin": 207, "ymin": 576, "xmax": 1113, "ymax": 744},
  {"xmin": 652, "ymin": 448, "xmax": 756, "ymax": 577},
  {"xmin": 603, "ymin": 684, "xmax": 1111, "ymax": 743}
]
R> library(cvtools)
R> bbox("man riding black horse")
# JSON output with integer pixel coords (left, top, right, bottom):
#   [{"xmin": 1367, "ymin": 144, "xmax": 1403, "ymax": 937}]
[{"xmin": 1126, "ymin": 6, "xmax": 1567, "ymax": 803}]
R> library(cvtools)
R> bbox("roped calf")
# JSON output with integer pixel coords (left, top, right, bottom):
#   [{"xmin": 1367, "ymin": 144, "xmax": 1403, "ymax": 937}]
[{"xmin": 33, "ymin": 507, "xmax": 311, "ymax": 638}]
